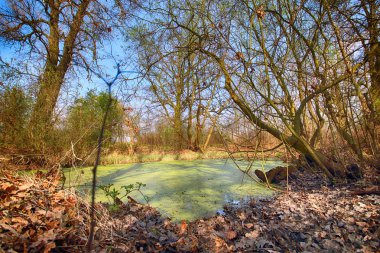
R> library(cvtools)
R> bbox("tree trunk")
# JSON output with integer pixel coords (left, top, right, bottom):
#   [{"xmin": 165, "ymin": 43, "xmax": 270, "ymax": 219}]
[
  {"xmin": 367, "ymin": 0, "xmax": 380, "ymax": 119},
  {"xmin": 193, "ymin": 102, "xmax": 202, "ymax": 151},
  {"xmin": 290, "ymin": 136, "xmax": 345, "ymax": 178},
  {"xmin": 28, "ymin": 66, "xmax": 65, "ymax": 148},
  {"xmin": 367, "ymin": 0, "xmax": 380, "ymax": 157},
  {"xmin": 200, "ymin": 49, "xmax": 345, "ymax": 179},
  {"xmin": 31, "ymin": 69, "xmax": 64, "ymax": 122},
  {"xmin": 187, "ymin": 103, "xmax": 193, "ymax": 150},
  {"xmin": 173, "ymin": 104, "xmax": 183, "ymax": 150},
  {"xmin": 28, "ymin": 0, "xmax": 91, "ymax": 148},
  {"xmin": 202, "ymin": 125, "xmax": 214, "ymax": 151}
]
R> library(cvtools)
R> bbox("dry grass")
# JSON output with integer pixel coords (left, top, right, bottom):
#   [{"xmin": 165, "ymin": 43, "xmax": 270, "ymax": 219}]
[{"xmin": 100, "ymin": 148, "xmax": 233, "ymax": 165}]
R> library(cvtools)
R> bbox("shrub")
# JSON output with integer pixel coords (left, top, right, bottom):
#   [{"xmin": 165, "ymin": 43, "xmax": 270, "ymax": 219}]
[
  {"xmin": 0, "ymin": 86, "xmax": 30, "ymax": 148},
  {"xmin": 64, "ymin": 91, "xmax": 124, "ymax": 162}
]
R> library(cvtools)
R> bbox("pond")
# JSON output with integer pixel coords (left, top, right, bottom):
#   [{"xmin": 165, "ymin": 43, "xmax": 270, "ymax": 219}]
[{"xmin": 64, "ymin": 159, "xmax": 285, "ymax": 221}]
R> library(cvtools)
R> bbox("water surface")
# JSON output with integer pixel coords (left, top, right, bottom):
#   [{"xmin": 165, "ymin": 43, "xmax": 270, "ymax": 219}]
[{"xmin": 64, "ymin": 159, "xmax": 285, "ymax": 221}]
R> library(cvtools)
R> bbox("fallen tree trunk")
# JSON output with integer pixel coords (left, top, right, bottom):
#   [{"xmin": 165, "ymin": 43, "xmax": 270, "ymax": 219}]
[
  {"xmin": 254, "ymin": 166, "xmax": 297, "ymax": 184},
  {"xmin": 351, "ymin": 186, "xmax": 380, "ymax": 196}
]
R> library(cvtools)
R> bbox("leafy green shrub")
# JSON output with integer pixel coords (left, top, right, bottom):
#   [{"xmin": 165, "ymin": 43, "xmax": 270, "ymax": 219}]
[
  {"xmin": 0, "ymin": 86, "xmax": 31, "ymax": 147},
  {"xmin": 64, "ymin": 91, "xmax": 124, "ymax": 162}
]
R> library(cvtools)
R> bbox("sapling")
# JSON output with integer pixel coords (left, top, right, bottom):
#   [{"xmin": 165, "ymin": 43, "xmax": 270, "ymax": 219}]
[{"xmin": 99, "ymin": 182, "xmax": 151, "ymax": 211}]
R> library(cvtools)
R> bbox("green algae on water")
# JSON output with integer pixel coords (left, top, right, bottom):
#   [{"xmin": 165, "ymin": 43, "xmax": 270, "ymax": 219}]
[{"xmin": 64, "ymin": 159, "xmax": 285, "ymax": 221}]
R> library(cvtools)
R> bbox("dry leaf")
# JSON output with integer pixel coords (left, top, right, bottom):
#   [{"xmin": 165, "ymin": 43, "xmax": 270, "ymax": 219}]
[
  {"xmin": 245, "ymin": 223, "xmax": 254, "ymax": 228},
  {"xmin": 179, "ymin": 220, "xmax": 187, "ymax": 235},
  {"xmin": 18, "ymin": 183, "xmax": 34, "ymax": 191},
  {"xmin": 43, "ymin": 241, "xmax": 56, "ymax": 253},
  {"xmin": 46, "ymin": 220, "xmax": 60, "ymax": 229},
  {"xmin": 1, "ymin": 182, "xmax": 17, "ymax": 192},
  {"xmin": 256, "ymin": 6, "xmax": 265, "ymax": 19},
  {"xmin": 11, "ymin": 217, "xmax": 28, "ymax": 226},
  {"xmin": 237, "ymin": 212, "xmax": 246, "ymax": 221},
  {"xmin": 226, "ymin": 230, "xmax": 237, "ymax": 240},
  {"xmin": 356, "ymin": 222, "xmax": 367, "ymax": 227},
  {"xmin": 245, "ymin": 230, "xmax": 259, "ymax": 239},
  {"xmin": 216, "ymin": 216, "xmax": 225, "ymax": 223}
]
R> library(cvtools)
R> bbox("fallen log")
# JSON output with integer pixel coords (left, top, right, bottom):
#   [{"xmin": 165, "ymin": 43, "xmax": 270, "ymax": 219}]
[
  {"xmin": 254, "ymin": 166, "xmax": 297, "ymax": 184},
  {"xmin": 351, "ymin": 186, "xmax": 380, "ymax": 196}
]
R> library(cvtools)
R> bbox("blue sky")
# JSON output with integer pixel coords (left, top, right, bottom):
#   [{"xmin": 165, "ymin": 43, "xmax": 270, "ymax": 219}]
[
  {"xmin": 0, "ymin": 0, "xmax": 142, "ymax": 97},
  {"xmin": 0, "ymin": 0, "xmax": 164, "ymax": 126}
]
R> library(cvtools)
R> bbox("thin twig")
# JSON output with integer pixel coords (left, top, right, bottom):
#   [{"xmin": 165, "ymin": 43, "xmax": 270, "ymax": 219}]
[{"xmin": 87, "ymin": 64, "xmax": 122, "ymax": 252}]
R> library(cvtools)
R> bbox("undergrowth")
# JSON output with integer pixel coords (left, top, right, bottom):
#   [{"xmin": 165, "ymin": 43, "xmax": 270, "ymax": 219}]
[{"xmin": 99, "ymin": 182, "xmax": 151, "ymax": 211}]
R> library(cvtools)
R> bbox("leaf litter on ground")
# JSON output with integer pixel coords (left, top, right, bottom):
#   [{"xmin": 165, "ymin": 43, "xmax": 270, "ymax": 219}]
[{"xmin": 0, "ymin": 166, "xmax": 379, "ymax": 252}]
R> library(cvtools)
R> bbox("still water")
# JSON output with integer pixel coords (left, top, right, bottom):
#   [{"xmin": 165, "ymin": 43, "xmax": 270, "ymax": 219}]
[{"xmin": 64, "ymin": 159, "xmax": 285, "ymax": 221}]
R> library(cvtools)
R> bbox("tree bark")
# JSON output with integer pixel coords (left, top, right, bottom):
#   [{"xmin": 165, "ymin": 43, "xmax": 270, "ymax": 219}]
[
  {"xmin": 29, "ymin": 67, "xmax": 65, "ymax": 139},
  {"xmin": 367, "ymin": 0, "xmax": 380, "ymax": 125},
  {"xmin": 193, "ymin": 101, "xmax": 202, "ymax": 151},
  {"xmin": 173, "ymin": 103, "xmax": 183, "ymax": 150},
  {"xmin": 29, "ymin": 0, "xmax": 91, "ymax": 143},
  {"xmin": 200, "ymin": 49, "xmax": 345, "ymax": 179}
]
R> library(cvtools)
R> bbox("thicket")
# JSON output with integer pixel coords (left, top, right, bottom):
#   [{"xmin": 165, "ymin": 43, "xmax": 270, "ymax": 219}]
[
  {"xmin": 0, "ymin": 86, "xmax": 225, "ymax": 166},
  {"xmin": 0, "ymin": 86, "xmax": 30, "ymax": 148},
  {"xmin": 0, "ymin": 89, "xmax": 125, "ymax": 165},
  {"xmin": 64, "ymin": 91, "xmax": 125, "ymax": 160}
]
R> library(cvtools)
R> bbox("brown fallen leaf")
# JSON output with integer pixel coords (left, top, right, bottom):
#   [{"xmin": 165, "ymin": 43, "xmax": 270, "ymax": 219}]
[
  {"xmin": 11, "ymin": 216, "xmax": 29, "ymax": 226},
  {"xmin": 51, "ymin": 191, "xmax": 65, "ymax": 202},
  {"xmin": 65, "ymin": 196, "xmax": 77, "ymax": 205},
  {"xmin": 356, "ymin": 221, "xmax": 367, "ymax": 227},
  {"xmin": 1, "ymin": 182, "xmax": 17, "ymax": 192},
  {"xmin": 46, "ymin": 220, "xmax": 60, "ymax": 229},
  {"xmin": 214, "ymin": 235, "xmax": 227, "ymax": 250},
  {"xmin": 179, "ymin": 220, "xmax": 187, "ymax": 235},
  {"xmin": 237, "ymin": 212, "xmax": 247, "ymax": 221},
  {"xmin": 43, "ymin": 241, "xmax": 56, "ymax": 253},
  {"xmin": 0, "ymin": 222, "xmax": 23, "ymax": 238},
  {"xmin": 18, "ymin": 183, "xmax": 34, "ymax": 191},
  {"xmin": 226, "ymin": 230, "xmax": 237, "ymax": 240},
  {"xmin": 245, "ymin": 223, "xmax": 254, "ymax": 228},
  {"xmin": 216, "ymin": 216, "xmax": 225, "ymax": 223},
  {"xmin": 245, "ymin": 230, "xmax": 259, "ymax": 239},
  {"xmin": 15, "ymin": 190, "xmax": 30, "ymax": 198}
]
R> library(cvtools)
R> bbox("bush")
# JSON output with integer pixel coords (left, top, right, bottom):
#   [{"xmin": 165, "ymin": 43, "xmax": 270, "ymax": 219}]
[
  {"xmin": 0, "ymin": 86, "xmax": 30, "ymax": 148},
  {"xmin": 64, "ymin": 91, "xmax": 124, "ymax": 162}
]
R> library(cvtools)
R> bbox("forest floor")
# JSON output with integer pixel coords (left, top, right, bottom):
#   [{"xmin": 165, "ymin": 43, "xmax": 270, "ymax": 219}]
[{"xmin": 0, "ymin": 164, "xmax": 379, "ymax": 252}]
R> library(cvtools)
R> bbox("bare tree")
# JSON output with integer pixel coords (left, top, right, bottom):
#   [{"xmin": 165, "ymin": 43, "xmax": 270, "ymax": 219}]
[
  {"xmin": 132, "ymin": 6, "xmax": 222, "ymax": 151},
  {"xmin": 153, "ymin": 0, "xmax": 377, "ymax": 178}
]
